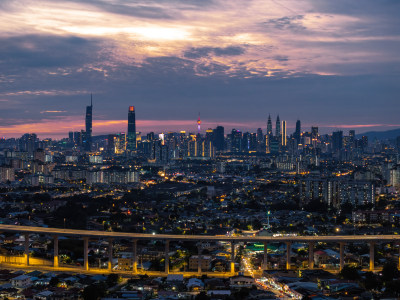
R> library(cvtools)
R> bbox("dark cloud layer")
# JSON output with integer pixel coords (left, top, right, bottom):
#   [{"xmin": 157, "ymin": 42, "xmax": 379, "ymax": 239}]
[
  {"xmin": 184, "ymin": 46, "xmax": 246, "ymax": 59},
  {"xmin": 263, "ymin": 15, "xmax": 305, "ymax": 31},
  {"xmin": 0, "ymin": 35, "xmax": 102, "ymax": 72},
  {"xmin": 62, "ymin": 0, "xmax": 218, "ymax": 19}
]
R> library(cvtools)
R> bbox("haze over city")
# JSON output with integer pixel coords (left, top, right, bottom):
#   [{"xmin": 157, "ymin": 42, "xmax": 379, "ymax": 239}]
[{"xmin": 1, "ymin": 0, "xmax": 400, "ymax": 138}]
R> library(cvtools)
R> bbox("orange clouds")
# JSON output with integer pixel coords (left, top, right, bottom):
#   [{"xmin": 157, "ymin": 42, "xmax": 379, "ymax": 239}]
[{"xmin": 1, "ymin": 0, "xmax": 391, "ymax": 77}]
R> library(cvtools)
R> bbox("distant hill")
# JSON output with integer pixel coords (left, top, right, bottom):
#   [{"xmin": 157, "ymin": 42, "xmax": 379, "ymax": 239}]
[{"xmin": 356, "ymin": 128, "xmax": 400, "ymax": 141}]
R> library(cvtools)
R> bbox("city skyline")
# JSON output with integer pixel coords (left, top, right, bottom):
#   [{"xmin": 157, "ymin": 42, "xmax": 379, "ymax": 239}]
[
  {"xmin": 0, "ymin": 0, "xmax": 400, "ymax": 138},
  {"xmin": 1, "ymin": 104, "xmax": 399, "ymax": 139},
  {"xmin": 2, "ymin": 100, "xmax": 397, "ymax": 140}
]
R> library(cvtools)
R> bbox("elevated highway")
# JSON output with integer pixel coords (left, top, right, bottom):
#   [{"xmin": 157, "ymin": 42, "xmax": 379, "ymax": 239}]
[
  {"xmin": 0, "ymin": 224, "xmax": 397, "ymax": 274},
  {"xmin": 0, "ymin": 224, "xmax": 397, "ymax": 243}
]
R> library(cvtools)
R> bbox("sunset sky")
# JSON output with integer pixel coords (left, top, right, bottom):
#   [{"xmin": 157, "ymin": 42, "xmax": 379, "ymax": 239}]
[{"xmin": 1, "ymin": 0, "xmax": 400, "ymax": 138}]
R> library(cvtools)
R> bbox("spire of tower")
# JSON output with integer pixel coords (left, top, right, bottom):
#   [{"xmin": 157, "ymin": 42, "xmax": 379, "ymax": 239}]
[
  {"xmin": 197, "ymin": 112, "xmax": 201, "ymax": 134},
  {"xmin": 90, "ymin": 93, "xmax": 93, "ymax": 107}
]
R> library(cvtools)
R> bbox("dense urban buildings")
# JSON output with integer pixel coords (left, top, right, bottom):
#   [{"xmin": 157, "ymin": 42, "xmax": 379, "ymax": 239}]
[{"xmin": 1, "ymin": 99, "xmax": 400, "ymax": 298}]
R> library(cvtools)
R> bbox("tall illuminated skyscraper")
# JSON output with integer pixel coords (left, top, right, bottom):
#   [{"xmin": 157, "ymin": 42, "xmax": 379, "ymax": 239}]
[
  {"xmin": 127, "ymin": 106, "xmax": 136, "ymax": 153},
  {"xmin": 84, "ymin": 94, "xmax": 93, "ymax": 151},
  {"xmin": 281, "ymin": 120, "xmax": 287, "ymax": 146}
]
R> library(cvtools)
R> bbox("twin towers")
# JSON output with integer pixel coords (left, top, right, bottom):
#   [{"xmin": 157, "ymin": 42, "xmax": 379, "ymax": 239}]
[{"xmin": 267, "ymin": 114, "xmax": 287, "ymax": 147}]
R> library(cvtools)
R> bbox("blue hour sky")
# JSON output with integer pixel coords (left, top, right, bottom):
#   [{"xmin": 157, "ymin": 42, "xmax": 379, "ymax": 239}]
[{"xmin": 0, "ymin": 0, "xmax": 399, "ymax": 138}]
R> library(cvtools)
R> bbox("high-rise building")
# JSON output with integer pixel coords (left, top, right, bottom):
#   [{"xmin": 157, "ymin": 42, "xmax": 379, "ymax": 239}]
[
  {"xmin": 361, "ymin": 136, "xmax": 368, "ymax": 149},
  {"xmin": 230, "ymin": 129, "xmax": 242, "ymax": 152},
  {"xmin": 107, "ymin": 134, "xmax": 116, "ymax": 153},
  {"xmin": 256, "ymin": 128, "xmax": 264, "ymax": 152},
  {"xmin": 349, "ymin": 130, "xmax": 355, "ymax": 147},
  {"xmin": 68, "ymin": 132, "xmax": 73, "ymax": 143},
  {"xmin": 275, "ymin": 115, "xmax": 281, "ymax": 138},
  {"xmin": 311, "ymin": 126, "xmax": 318, "ymax": 147},
  {"xmin": 281, "ymin": 121, "xmax": 287, "ymax": 146},
  {"xmin": 311, "ymin": 127, "xmax": 318, "ymax": 139},
  {"xmin": 127, "ymin": 106, "xmax": 136, "ymax": 153},
  {"xmin": 265, "ymin": 134, "xmax": 270, "ymax": 154},
  {"xmin": 332, "ymin": 131, "xmax": 343, "ymax": 152},
  {"xmin": 115, "ymin": 133, "xmax": 126, "ymax": 154},
  {"xmin": 19, "ymin": 133, "xmax": 38, "ymax": 154},
  {"xmin": 213, "ymin": 126, "xmax": 224, "ymax": 151},
  {"xmin": 84, "ymin": 95, "xmax": 93, "ymax": 151},
  {"xmin": 267, "ymin": 115, "xmax": 273, "ymax": 136},
  {"xmin": 294, "ymin": 120, "xmax": 301, "ymax": 144},
  {"xmin": 349, "ymin": 130, "xmax": 355, "ymax": 139},
  {"xmin": 147, "ymin": 132, "xmax": 155, "ymax": 141},
  {"xmin": 242, "ymin": 132, "xmax": 250, "ymax": 152}
]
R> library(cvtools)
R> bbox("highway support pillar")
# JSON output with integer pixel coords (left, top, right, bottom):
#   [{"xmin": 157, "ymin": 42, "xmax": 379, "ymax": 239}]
[
  {"xmin": 108, "ymin": 238, "xmax": 113, "ymax": 272},
  {"xmin": 286, "ymin": 242, "xmax": 291, "ymax": 270},
  {"xmin": 24, "ymin": 234, "xmax": 29, "ymax": 266},
  {"xmin": 231, "ymin": 242, "xmax": 235, "ymax": 274},
  {"xmin": 132, "ymin": 240, "xmax": 137, "ymax": 274},
  {"xmin": 83, "ymin": 237, "xmax": 89, "ymax": 271},
  {"xmin": 53, "ymin": 236, "xmax": 59, "ymax": 268},
  {"xmin": 308, "ymin": 242, "xmax": 314, "ymax": 269},
  {"xmin": 339, "ymin": 242, "xmax": 345, "ymax": 271},
  {"xmin": 369, "ymin": 242, "xmax": 375, "ymax": 271},
  {"xmin": 198, "ymin": 246, "xmax": 202, "ymax": 275},
  {"xmin": 263, "ymin": 242, "xmax": 268, "ymax": 270},
  {"xmin": 165, "ymin": 240, "xmax": 170, "ymax": 274}
]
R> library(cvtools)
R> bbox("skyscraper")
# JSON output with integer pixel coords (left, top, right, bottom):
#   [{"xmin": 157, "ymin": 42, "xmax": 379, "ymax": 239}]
[
  {"xmin": 332, "ymin": 131, "xmax": 343, "ymax": 152},
  {"xmin": 349, "ymin": 130, "xmax": 355, "ymax": 147},
  {"xmin": 84, "ymin": 94, "xmax": 93, "ymax": 151},
  {"xmin": 256, "ymin": 128, "xmax": 264, "ymax": 152},
  {"xmin": 127, "ymin": 106, "xmax": 136, "ymax": 153},
  {"xmin": 275, "ymin": 115, "xmax": 281, "ymax": 138},
  {"xmin": 294, "ymin": 120, "xmax": 301, "ymax": 144},
  {"xmin": 311, "ymin": 126, "xmax": 318, "ymax": 140},
  {"xmin": 68, "ymin": 132, "xmax": 73, "ymax": 143},
  {"xmin": 230, "ymin": 129, "xmax": 242, "ymax": 152},
  {"xmin": 281, "ymin": 120, "xmax": 287, "ymax": 146},
  {"xmin": 213, "ymin": 126, "xmax": 224, "ymax": 151},
  {"xmin": 267, "ymin": 115, "xmax": 273, "ymax": 136},
  {"xmin": 311, "ymin": 126, "xmax": 318, "ymax": 147}
]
